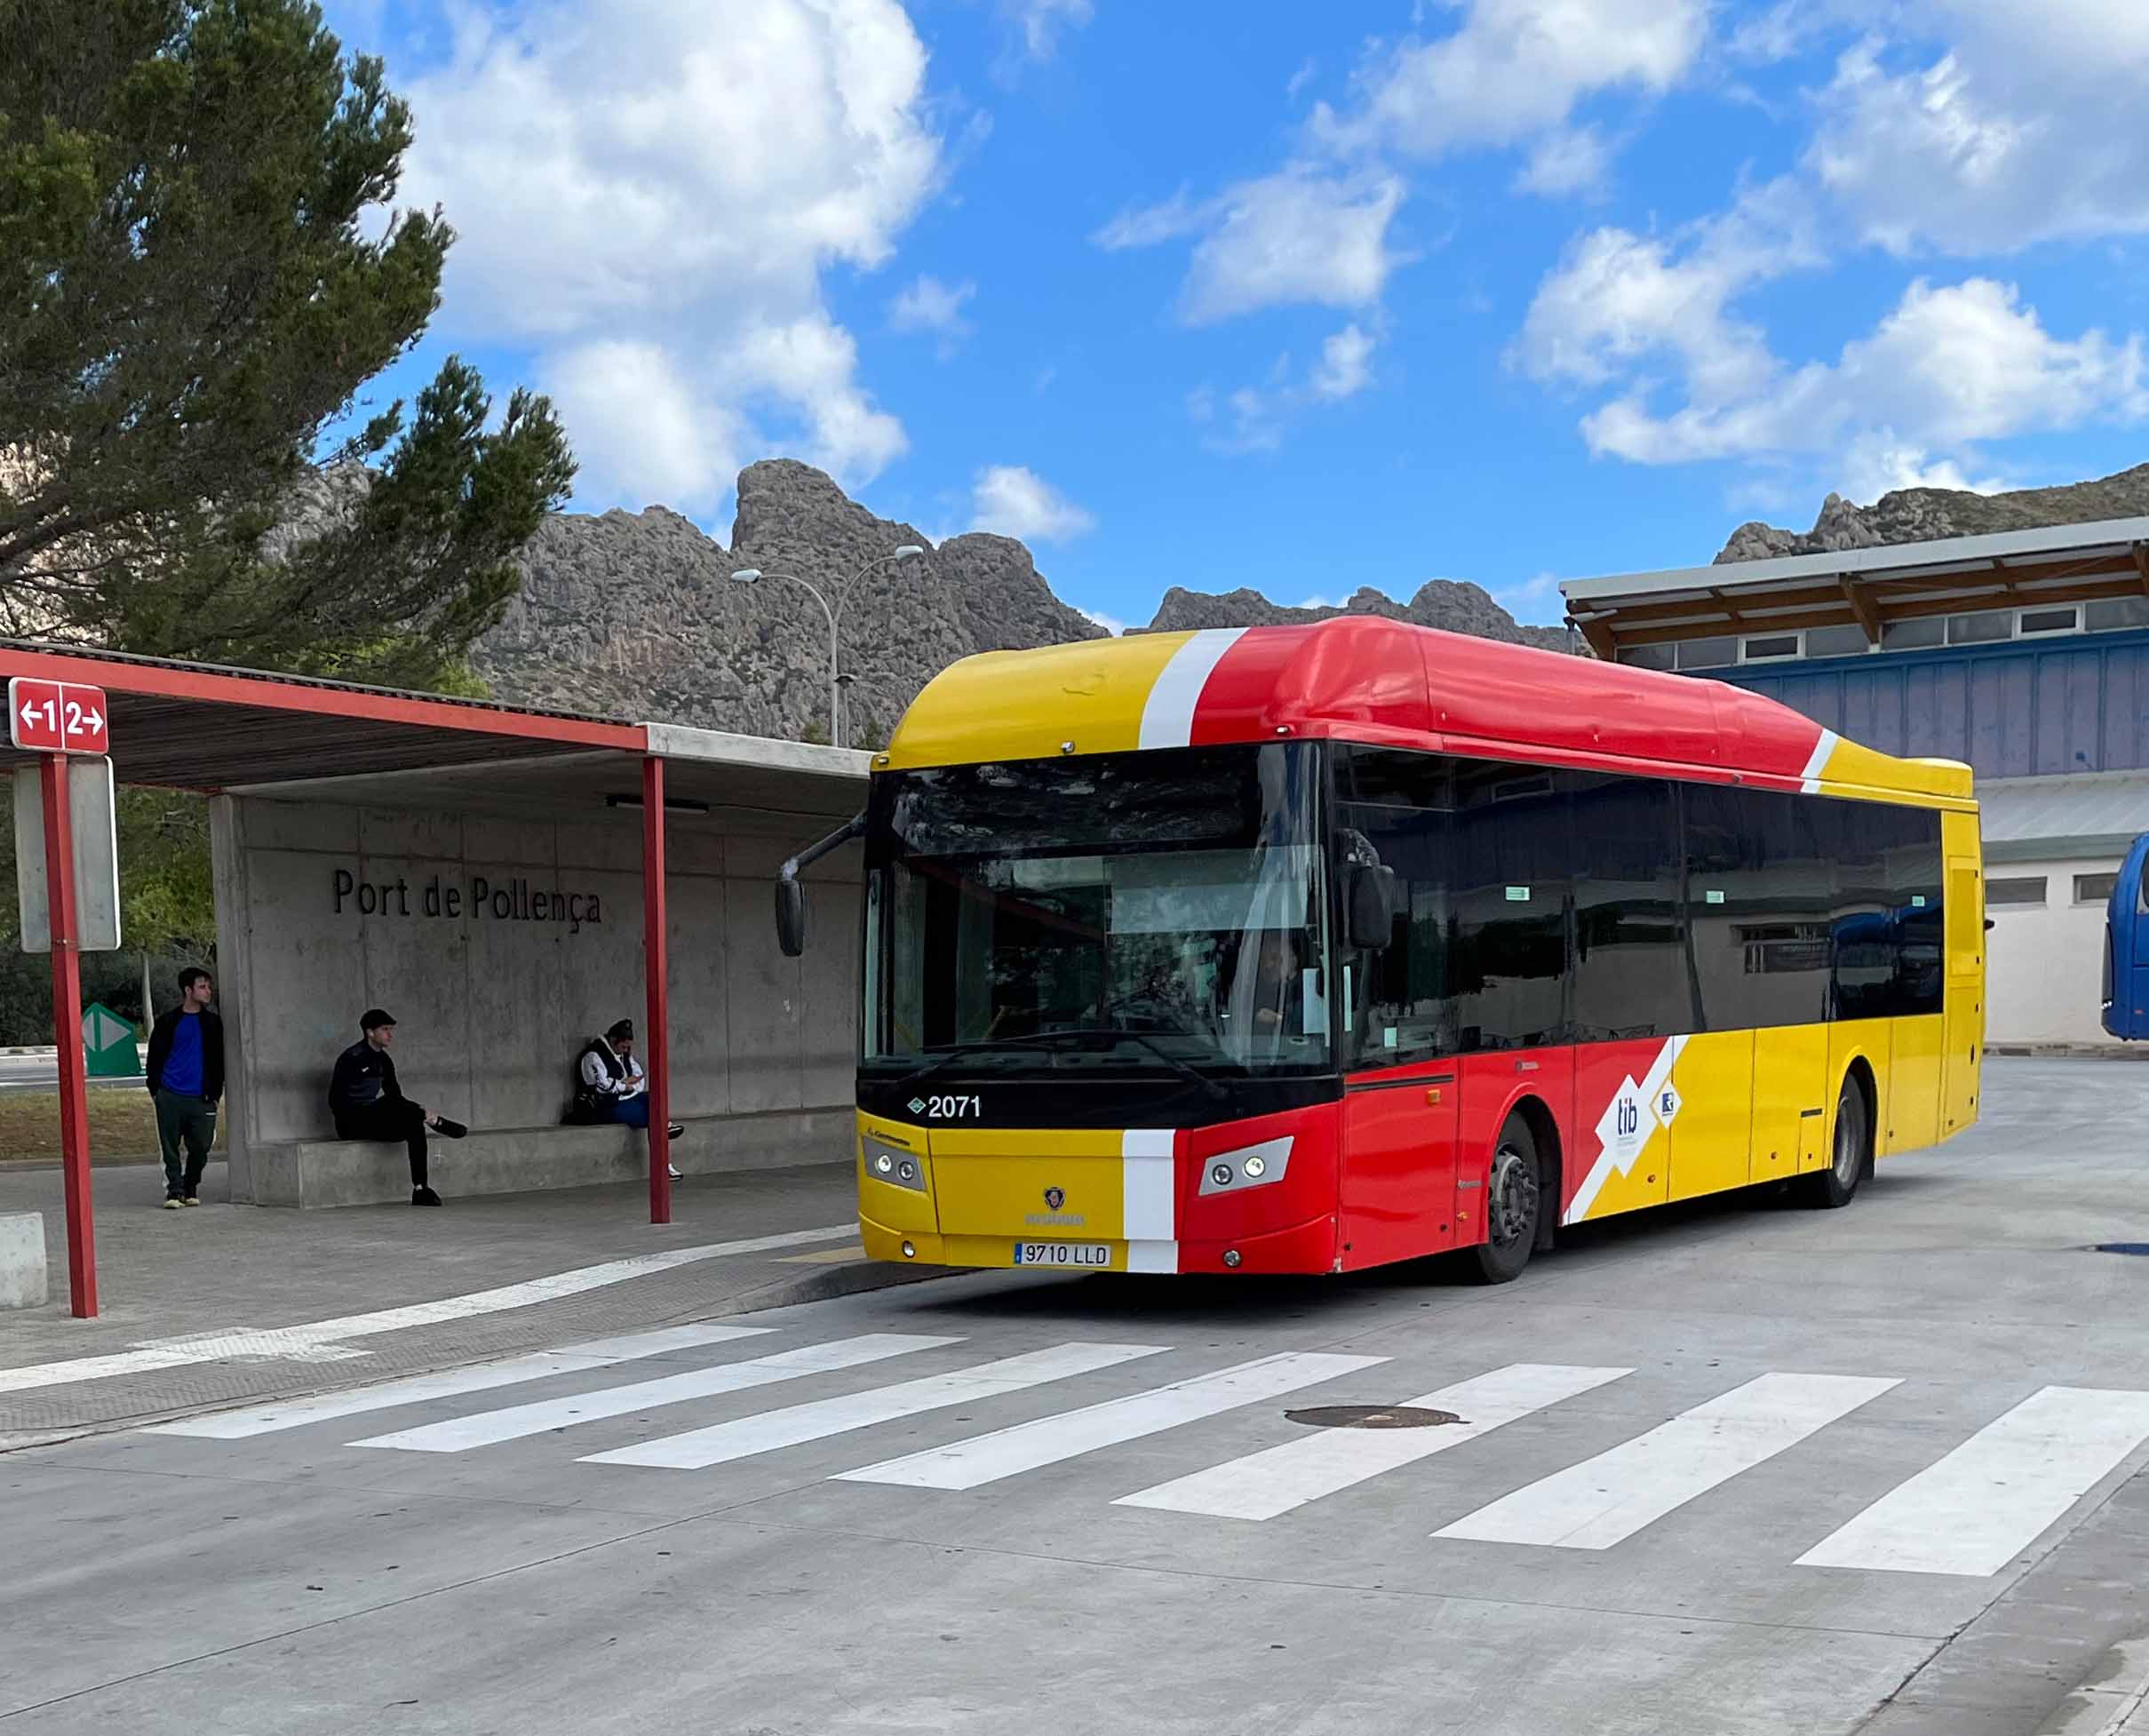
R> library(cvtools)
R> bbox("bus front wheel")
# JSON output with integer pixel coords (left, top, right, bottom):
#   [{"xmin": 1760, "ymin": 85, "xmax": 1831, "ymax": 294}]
[
  {"xmin": 1805, "ymin": 1072, "xmax": 1870, "ymax": 1209},
  {"xmin": 1468, "ymin": 1114, "xmax": 1544, "ymax": 1285}
]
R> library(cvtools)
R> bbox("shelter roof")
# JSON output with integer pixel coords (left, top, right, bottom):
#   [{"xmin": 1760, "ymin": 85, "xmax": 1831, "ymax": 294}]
[
  {"xmin": 0, "ymin": 641, "xmax": 868, "ymax": 832},
  {"xmin": 1557, "ymin": 518, "xmax": 2149, "ymax": 660}
]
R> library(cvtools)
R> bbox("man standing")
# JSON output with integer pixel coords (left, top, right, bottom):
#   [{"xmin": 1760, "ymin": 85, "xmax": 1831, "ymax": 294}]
[
  {"xmin": 329, "ymin": 1009, "xmax": 466, "ymax": 1206},
  {"xmin": 146, "ymin": 967, "xmax": 224, "ymax": 1209}
]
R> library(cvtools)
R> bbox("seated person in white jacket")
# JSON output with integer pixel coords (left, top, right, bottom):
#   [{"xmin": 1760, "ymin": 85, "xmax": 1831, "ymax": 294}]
[{"xmin": 576, "ymin": 1019, "xmax": 684, "ymax": 1177}]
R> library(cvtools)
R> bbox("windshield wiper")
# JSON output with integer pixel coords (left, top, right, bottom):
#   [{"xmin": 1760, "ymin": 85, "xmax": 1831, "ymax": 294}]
[{"xmin": 892, "ymin": 1029, "xmax": 1229, "ymax": 1099}]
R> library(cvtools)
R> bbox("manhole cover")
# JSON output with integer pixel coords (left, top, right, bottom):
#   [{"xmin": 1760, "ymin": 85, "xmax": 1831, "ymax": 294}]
[
  {"xmin": 1285, "ymin": 1405, "xmax": 1463, "ymax": 1429},
  {"xmin": 2093, "ymin": 1243, "xmax": 2149, "ymax": 1255}
]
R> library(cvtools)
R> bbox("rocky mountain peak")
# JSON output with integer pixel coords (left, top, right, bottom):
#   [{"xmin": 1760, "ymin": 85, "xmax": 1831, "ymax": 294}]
[{"xmin": 1716, "ymin": 461, "xmax": 2149, "ymax": 563}]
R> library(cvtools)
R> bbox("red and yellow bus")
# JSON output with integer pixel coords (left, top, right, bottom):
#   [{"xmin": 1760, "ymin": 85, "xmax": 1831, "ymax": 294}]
[{"xmin": 792, "ymin": 617, "xmax": 1984, "ymax": 1284}]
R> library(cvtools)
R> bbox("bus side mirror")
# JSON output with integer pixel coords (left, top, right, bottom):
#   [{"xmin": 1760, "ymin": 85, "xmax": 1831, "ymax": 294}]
[
  {"xmin": 1346, "ymin": 864, "xmax": 1399, "ymax": 951},
  {"xmin": 776, "ymin": 878, "xmax": 808, "ymax": 958}
]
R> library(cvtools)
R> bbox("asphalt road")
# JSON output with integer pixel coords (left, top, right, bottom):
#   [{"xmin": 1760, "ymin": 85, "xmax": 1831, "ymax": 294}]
[
  {"xmin": 6, "ymin": 1056, "xmax": 2149, "ymax": 1735},
  {"xmin": 0, "ymin": 1051, "xmax": 141, "ymax": 1093}
]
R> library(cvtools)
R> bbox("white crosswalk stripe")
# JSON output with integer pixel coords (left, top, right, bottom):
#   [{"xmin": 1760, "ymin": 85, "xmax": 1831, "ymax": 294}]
[
  {"xmin": 1115, "ymin": 1362, "xmax": 1634, "ymax": 1522},
  {"xmin": 582, "ymin": 1342, "xmax": 1170, "ymax": 1469},
  {"xmin": 348, "ymin": 1334, "xmax": 959, "ymax": 1453},
  {"xmin": 134, "ymin": 1318, "xmax": 2149, "ymax": 1582},
  {"xmin": 1434, "ymin": 1372, "xmax": 1900, "ymax": 1550},
  {"xmin": 836, "ymin": 1350, "xmax": 1387, "ymax": 1491},
  {"xmin": 146, "ymin": 1323, "xmax": 777, "ymax": 1439},
  {"xmin": 1796, "ymin": 1385, "xmax": 2149, "ymax": 1576}
]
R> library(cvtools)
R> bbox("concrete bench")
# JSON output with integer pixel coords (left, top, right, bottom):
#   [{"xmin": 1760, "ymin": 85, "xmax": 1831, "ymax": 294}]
[
  {"xmin": 0, "ymin": 1212, "xmax": 46, "ymax": 1309},
  {"xmin": 237, "ymin": 1108, "xmax": 854, "ymax": 1207}
]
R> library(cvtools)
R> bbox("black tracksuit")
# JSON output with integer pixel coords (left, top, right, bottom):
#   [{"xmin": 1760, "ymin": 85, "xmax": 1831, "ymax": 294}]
[{"xmin": 329, "ymin": 1040, "xmax": 430, "ymax": 1186}]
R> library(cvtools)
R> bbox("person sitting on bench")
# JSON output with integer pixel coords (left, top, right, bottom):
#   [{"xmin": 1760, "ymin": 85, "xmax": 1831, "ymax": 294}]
[
  {"xmin": 575, "ymin": 1019, "xmax": 683, "ymax": 1178},
  {"xmin": 328, "ymin": 1007, "xmax": 466, "ymax": 1207}
]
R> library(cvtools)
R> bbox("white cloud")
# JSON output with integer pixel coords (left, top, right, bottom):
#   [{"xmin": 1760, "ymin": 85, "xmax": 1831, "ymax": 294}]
[
  {"xmin": 1838, "ymin": 433, "xmax": 2010, "ymax": 504},
  {"xmin": 1309, "ymin": 323, "xmax": 1377, "ymax": 401},
  {"xmin": 400, "ymin": 0, "xmax": 939, "ymax": 514},
  {"xmin": 1191, "ymin": 323, "xmax": 1379, "ymax": 454},
  {"xmin": 1078, "ymin": 606, "xmax": 1128, "ymax": 635},
  {"xmin": 890, "ymin": 275, "xmax": 975, "ymax": 334},
  {"xmin": 972, "ymin": 465, "xmax": 1097, "ymax": 542},
  {"xmin": 1316, "ymin": 0, "xmax": 1708, "ymax": 160},
  {"xmin": 1092, "ymin": 187, "xmax": 1202, "ymax": 251},
  {"xmin": 1492, "ymin": 572, "xmax": 1565, "ymax": 625},
  {"xmin": 1562, "ymin": 273, "xmax": 2146, "ymax": 469},
  {"xmin": 1516, "ymin": 178, "xmax": 1823, "ymax": 408},
  {"xmin": 1097, "ymin": 170, "xmax": 1405, "ymax": 323},
  {"xmin": 1286, "ymin": 59, "xmax": 1318, "ymax": 100},
  {"xmin": 1809, "ymin": 8, "xmax": 2149, "ymax": 254},
  {"xmin": 1004, "ymin": 0, "xmax": 1093, "ymax": 64},
  {"xmin": 1516, "ymin": 126, "xmax": 1612, "ymax": 199}
]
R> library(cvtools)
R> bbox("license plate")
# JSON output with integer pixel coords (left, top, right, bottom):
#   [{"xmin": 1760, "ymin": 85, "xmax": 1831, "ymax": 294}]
[{"xmin": 1013, "ymin": 1242, "xmax": 1112, "ymax": 1269}]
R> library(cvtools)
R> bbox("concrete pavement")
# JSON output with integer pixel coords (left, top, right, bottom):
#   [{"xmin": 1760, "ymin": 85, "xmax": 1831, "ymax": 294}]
[
  {"xmin": 6, "ymin": 1058, "xmax": 2149, "ymax": 1733},
  {"xmin": 0, "ymin": 1156, "xmax": 942, "ymax": 1443}
]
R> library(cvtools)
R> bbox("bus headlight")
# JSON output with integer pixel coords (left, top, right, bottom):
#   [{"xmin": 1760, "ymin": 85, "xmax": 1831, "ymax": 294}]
[
  {"xmin": 864, "ymin": 1138, "xmax": 927, "ymax": 1193},
  {"xmin": 1198, "ymin": 1135, "xmax": 1294, "ymax": 1197}
]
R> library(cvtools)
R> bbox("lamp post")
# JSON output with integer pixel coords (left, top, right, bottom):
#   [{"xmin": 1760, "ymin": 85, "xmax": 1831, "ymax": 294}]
[{"xmin": 729, "ymin": 545, "xmax": 925, "ymax": 748}]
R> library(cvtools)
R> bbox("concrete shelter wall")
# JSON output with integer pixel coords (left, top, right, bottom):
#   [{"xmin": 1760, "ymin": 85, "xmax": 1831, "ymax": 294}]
[{"xmin": 211, "ymin": 792, "xmax": 860, "ymax": 1200}]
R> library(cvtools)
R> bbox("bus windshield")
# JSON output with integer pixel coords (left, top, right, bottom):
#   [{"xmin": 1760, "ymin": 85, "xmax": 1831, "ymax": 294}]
[{"xmin": 863, "ymin": 743, "xmax": 1330, "ymax": 1079}]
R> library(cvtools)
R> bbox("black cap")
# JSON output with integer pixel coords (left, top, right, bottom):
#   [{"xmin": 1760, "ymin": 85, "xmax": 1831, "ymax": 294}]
[{"xmin": 360, "ymin": 1007, "xmax": 396, "ymax": 1032}]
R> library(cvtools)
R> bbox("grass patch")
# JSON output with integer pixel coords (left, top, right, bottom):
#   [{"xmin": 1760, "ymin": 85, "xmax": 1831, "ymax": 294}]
[{"xmin": 0, "ymin": 1088, "xmax": 228, "ymax": 1166}]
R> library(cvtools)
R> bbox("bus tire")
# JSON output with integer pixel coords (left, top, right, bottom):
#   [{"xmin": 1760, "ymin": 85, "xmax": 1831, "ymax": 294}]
[
  {"xmin": 1804, "ymin": 1070, "xmax": 1870, "ymax": 1209},
  {"xmin": 1468, "ymin": 1113, "xmax": 1543, "ymax": 1285}
]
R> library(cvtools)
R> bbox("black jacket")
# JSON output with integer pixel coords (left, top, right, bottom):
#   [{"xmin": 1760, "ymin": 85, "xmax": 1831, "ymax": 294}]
[
  {"xmin": 329, "ymin": 1039, "xmax": 402, "ymax": 1124},
  {"xmin": 145, "ymin": 1007, "xmax": 225, "ymax": 1101}
]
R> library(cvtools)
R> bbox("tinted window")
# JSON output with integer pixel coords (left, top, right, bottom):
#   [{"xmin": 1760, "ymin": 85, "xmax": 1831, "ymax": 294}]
[
  {"xmin": 1884, "ymin": 804, "xmax": 1945, "ymax": 1016},
  {"xmin": 1335, "ymin": 749, "xmax": 1454, "ymax": 1067},
  {"xmin": 1572, "ymin": 775, "xmax": 1688, "ymax": 1041},
  {"xmin": 1684, "ymin": 785, "xmax": 1832, "ymax": 1031},
  {"xmin": 1450, "ymin": 762, "xmax": 1570, "ymax": 1050}
]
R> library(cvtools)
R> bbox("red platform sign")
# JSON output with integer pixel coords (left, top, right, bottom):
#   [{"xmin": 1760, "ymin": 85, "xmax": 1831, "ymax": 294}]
[{"xmin": 8, "ymin": 678, "xmax": 109, "ymax": 755}]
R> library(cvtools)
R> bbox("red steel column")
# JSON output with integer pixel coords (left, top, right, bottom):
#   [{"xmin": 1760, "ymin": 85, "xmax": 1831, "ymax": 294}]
[
  {"xmin": 41, "ymin": 753, "xmax": 97, "ymax": 1316},
  {"xmin": 641, "ymin": 753, "xmax": 672, "ymax": 1225}
]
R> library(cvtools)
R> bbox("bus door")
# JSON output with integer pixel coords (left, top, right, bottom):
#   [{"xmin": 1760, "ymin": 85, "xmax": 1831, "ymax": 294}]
[
  {"xmin": 1941, "ymin": 831, "xmax": 1983, "ymax": 1136},
  {"xmin": 2104, "ymin": 833, "xmax": 2149, "ymax": 1040},
  {"xmin": 1341, "ymin": 1060, "xmax": 1460, "ymax": 1268}
]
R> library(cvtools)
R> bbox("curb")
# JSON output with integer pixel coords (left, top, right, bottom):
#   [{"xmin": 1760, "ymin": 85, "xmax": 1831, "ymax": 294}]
[
  {"xmin": 0, "ymin": 1255, "xmax": 967, "ymax": 1457},
  {"xmin": 1988, "ymin": 1045, "xmax": 2149, "ymax": 1061},
  {"xmin": 2034, "ymin": 1634, "xmax": 2149, "ymax": 1735}
]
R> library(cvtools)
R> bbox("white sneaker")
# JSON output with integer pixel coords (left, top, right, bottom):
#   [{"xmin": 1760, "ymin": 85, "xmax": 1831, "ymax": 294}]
[{"xmin": 667, "ymin": 1163, "xmax": 682, "ymax": 1180}]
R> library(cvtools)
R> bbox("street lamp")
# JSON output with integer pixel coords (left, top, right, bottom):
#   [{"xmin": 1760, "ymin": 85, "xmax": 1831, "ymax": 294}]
[{"xmin": 729, "ymin": 545, "xmax": 925, "ymax": 748}]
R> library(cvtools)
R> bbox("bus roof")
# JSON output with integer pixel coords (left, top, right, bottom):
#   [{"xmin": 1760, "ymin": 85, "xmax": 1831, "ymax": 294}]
[{"xmin": 882, "ymin": 617, "xmax": 1974, "ymax": 805}]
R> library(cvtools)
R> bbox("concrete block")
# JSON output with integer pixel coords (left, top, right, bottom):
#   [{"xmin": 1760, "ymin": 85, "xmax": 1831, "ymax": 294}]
[
  {"xmin": 267, "ymin": 1125, "xmax": 649, "ymax": 1207},
  {"xmin": 246, "ymin": 1108, "xmax": 856, "ymax": 1206},
  {"xmin": 0, "ymin": 1212, "xmax": 48, "ymax": 1309}
]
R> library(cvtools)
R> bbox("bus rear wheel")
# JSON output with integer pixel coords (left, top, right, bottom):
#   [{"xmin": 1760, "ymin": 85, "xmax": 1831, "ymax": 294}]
[
  {"xmin": 1804, "ymin": 1072, "xmax": 1869, "ymax": 1209},
  {"xmin": 1468, "ymin": 1114, "xmax": 1543, "ymax": 1285}
]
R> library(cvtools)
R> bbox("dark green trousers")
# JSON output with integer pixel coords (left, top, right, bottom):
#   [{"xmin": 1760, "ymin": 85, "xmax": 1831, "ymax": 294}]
[{"xmin": 154, "ymin": 1089, "xmax": 217, "ymax": 1198}]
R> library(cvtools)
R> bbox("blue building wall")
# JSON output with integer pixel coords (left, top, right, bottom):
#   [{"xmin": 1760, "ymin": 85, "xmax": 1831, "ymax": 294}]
[{"xmin": 1720, "ymin": 629, "xmax": 2149, "ymax": 780}]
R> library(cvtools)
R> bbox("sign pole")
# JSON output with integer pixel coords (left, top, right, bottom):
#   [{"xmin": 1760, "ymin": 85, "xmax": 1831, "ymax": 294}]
[{"xmin": 40, "ymin": 753, "xmax": 98, "ymax": 1318}]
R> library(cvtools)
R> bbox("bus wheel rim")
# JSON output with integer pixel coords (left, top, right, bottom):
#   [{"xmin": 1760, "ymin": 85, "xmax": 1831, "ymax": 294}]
[{"xmin": 1489, "ymin": 1143, "xmax": 1538, "ymax": 1248}]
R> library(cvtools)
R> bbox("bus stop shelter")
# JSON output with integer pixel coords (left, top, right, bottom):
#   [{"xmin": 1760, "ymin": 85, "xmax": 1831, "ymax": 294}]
[{"xmin": 1, "ymin": 639, "xmax": 871, "ymax": 1315}]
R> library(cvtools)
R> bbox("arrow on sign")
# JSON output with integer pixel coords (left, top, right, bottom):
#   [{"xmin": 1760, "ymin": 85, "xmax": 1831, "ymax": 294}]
[
  {"xmin": 82, "ymin": 708, "xmax": 103, "ymax": 734},
  {"xmin": 84, "ymin": 1007, "xmax": 132, "ymax": 1049}
]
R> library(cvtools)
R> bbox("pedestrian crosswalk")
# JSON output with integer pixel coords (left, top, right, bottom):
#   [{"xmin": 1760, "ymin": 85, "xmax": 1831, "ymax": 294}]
[{"xmin": 139, "ymin": 1322, "xmax": 2149, "ymax": 1581}]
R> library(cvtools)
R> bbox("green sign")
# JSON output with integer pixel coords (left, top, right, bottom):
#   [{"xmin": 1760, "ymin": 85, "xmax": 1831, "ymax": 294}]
[{"xmin": 83, "ymin": 1002, "xmax": 140, "ymax": 1078}]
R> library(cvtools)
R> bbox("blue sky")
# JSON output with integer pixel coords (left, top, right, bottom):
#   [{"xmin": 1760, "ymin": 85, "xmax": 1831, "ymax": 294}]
[{"xmin": 322, "ymin": 0, "xmax": 2149, "ymax": 630}]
